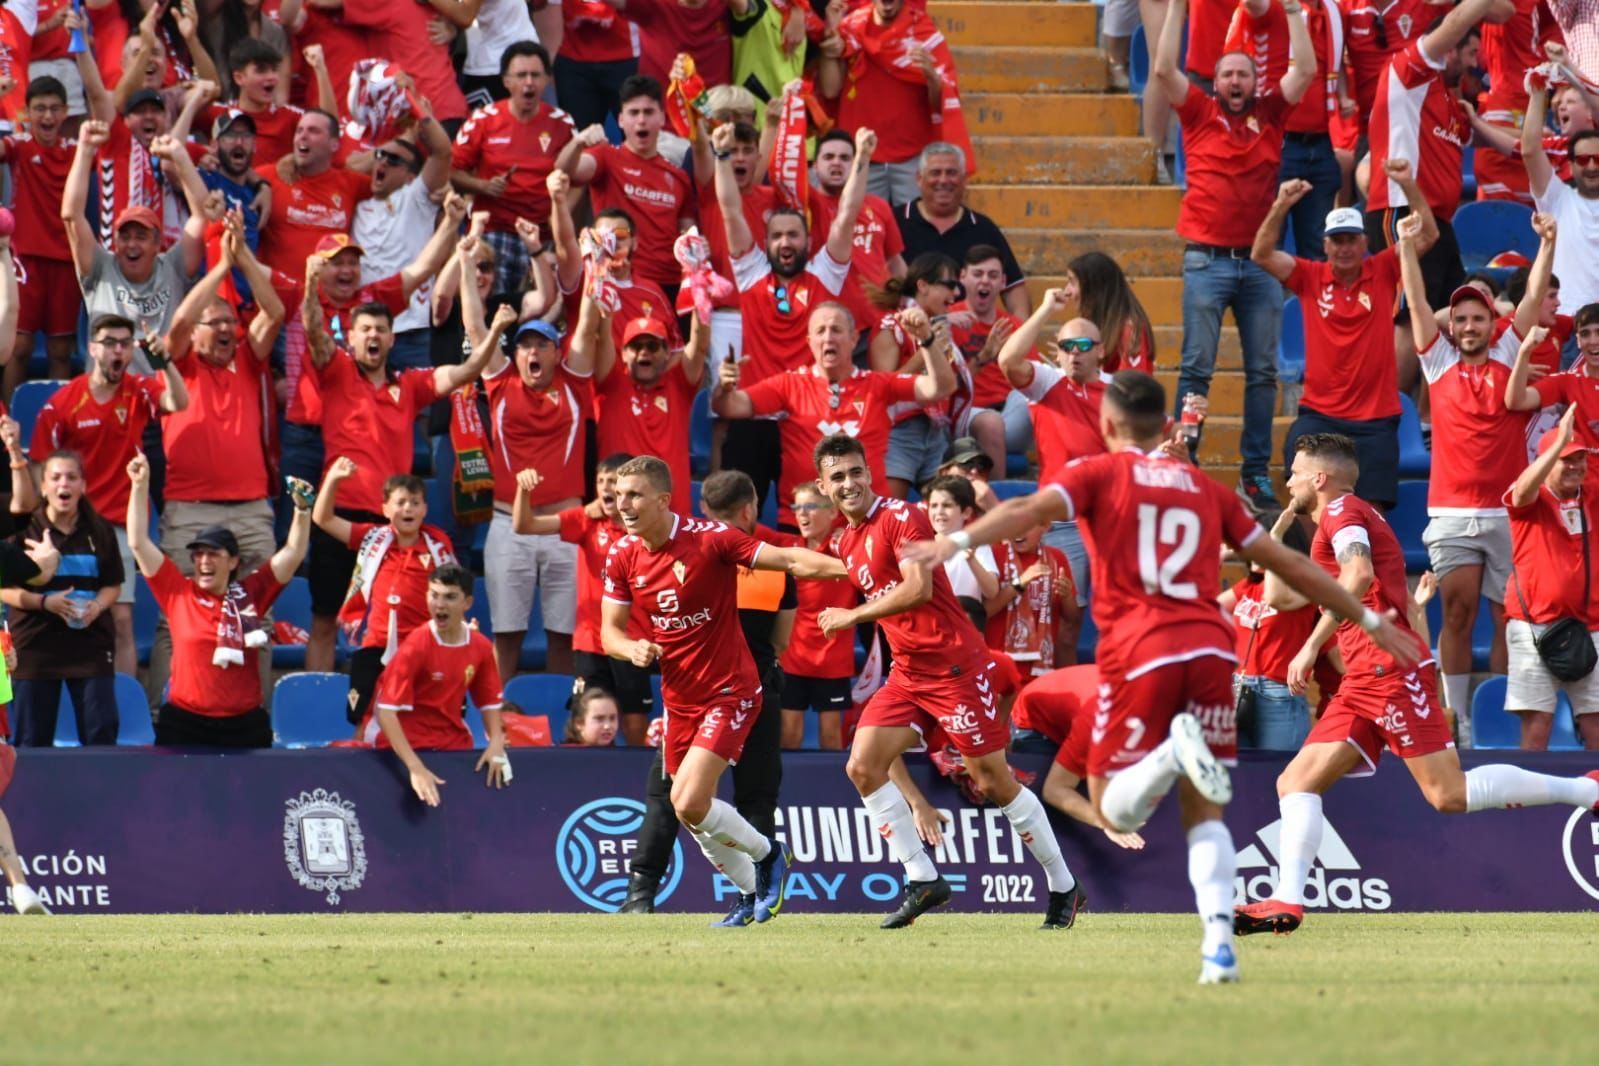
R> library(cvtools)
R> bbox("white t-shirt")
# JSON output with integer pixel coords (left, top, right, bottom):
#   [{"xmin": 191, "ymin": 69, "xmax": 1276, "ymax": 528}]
[
  {"xmin": 355, "ymin": 178, "xmax": 438, "ymax": 334},
  {"xmin": 1534, "ymin": 179, "xmax": 1599, "ymax": 316},
  {"xmin": 942, "ymin": 544, "xmax": 997, "ymax": 602},
  {"xmin": 464, "ymin": 0, "xmax": 553, "ymax": 76}
]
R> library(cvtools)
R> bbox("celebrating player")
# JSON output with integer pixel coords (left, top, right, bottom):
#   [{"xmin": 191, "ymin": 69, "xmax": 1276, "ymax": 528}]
[
  {"xmin": 1233, "ymin": 432, "xmax": 1599, "ymax": 939},
  {"xmin": 905, "ymin": 372, "xmax": 1419, "ymax": 982},
  {"xmin": 811, "ymin": 434, "xmax": 1088, "ymax": 932},
  {"xmin": 599, "ymin": 456, "xmax": 847, "ymax": 927}
]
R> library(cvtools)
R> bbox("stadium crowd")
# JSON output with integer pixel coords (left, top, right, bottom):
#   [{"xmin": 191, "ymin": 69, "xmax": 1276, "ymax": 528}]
[{"xmin": 0, "ymin": 0, "xmax": 1597, "ymax": 927}]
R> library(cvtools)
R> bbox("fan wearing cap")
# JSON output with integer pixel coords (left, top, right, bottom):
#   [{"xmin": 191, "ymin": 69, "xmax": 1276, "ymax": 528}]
[
  {"xmin": 297, "ymin": 220, "xmax": 514, "ymax": 676},
  {"xmin": 1503, "ymin": 407, "xmax": 1599, "ymax": 749},
  {"xmin": 126, "ymin": 451, "xmax": 308, "ymax": 748},
  {"xmin": 63, "ymin": 119, "xmax": 212, "ymax": 372},
  {"xmin": 194, "ymin": 108, "xmax": 270, "ymax": 283},
  {"xmin": 464, "ymin": 237, "xmax": 609, "ymax": 682},
  {"xmin": 1400, "ymin": 209, "xmax": 1542, "ymax": 732},
  {"xmin": 591, "ymin": 314, "xmax": 706, "ymax": 504},
  {"xmin": 1254, "ymin": 164, "xmax": 1435, "ymax": 511},
  {"xmin": 29, "ymin": 312, "xmax": 189, "ymax": 676}
]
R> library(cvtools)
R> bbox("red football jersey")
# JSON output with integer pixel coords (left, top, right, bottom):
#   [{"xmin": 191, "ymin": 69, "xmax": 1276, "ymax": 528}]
[
  {"xmin": 594, "ymin": 362, "xmax": 697, "ymax": 511},
  {"xmin": 949, "ymin": 304, "xmax": 1031, "ymax": 409},
  {"xmin": 148, "ymin": 558, "xmax": 286, "ymax": 717},
  {"xmin": 450, "ymin": 102, "xmax": 575, "ymax": 232},
  {"xmin": 339, "ymin": 523, "xmax": 458, "ymax": 652},
  {"xmin": 30, "ymin": 373, "xmax": 166, "ymax": 524},
  {"xmin": 1344, "ymin": 0, "xmax": 1428, "ymax": 114},
  {"xmin": 314, "ymin": 358, "xmax": 438, "ymax": 514},
  {"xmin": 253, "ymin": 165, "xmax": 371, "ymax": 300},
  {"xmin": 1175, "ymin": 83, "xmax": 1290, "ymax": 247},
  {"xmin": 835, "ymin": 496, "xmax": 988, "ymax": 675},
  {"xmin": 1009, "ymin": 663, "xmax": 1098, "ymax": 778},
  {"xmin": 1284, "ymin": 251, "xmax": 1403, "ymax": 422},
  {"xmin": 1367, "ymin": 40, "xmax": 1469, "ymax": 219},
  {"xmin": 1504, "ymin": 484, "xmax": 1599, "ymax": 625},
  {"xmin": 1016, "ymin": 362, "xmax": 1106, "ymax": 480},
  {"xmin": 1310, "ymin": 492, "xmax": 1428, "ymax": 678},
  {"xmin": 1048, "ymin": 448, "xmax": 1262, "ymax": 678},
  {"xmin": 601, "ymin": 515, "xmax": 764, "ymax": 710},
  {"xmin": 744, "ymin": 366, "xmax": 918, "ymax": 528},
  {"xmin": 483, "ymin": 361, "xmax": 593, "ymax": 508},
  {"xmin": 2, "ymin": 134, "xmax": 73, "ymax": 262},
  {"xmin": 1418, "ymin": 331, "xmax": 1529, "ymax": 514},
  {"xmin": 372, "ymin": 622, "xmax": 504, "ymax": 752},
  {"xmin": 558, "ymin": 506, "xmax": 647, "ymax": 655},
  {"xmin": 732, "ymin": 245, "xmax": 850, "ymax": 384},
  {"xmin": 584, "ymin": 143, "xmax": 696, "ymax": 291},
  {"xmin": 1229, "ymin": 578, "xmax": 1318, "ymax": 685},
  {"xmin": 1532, "ymin": 365, "xmax": 1599, "ymax": 449},
  {"xmin": 1493, "ymin": 312, "xmax": 1568, "ymax": 378}
]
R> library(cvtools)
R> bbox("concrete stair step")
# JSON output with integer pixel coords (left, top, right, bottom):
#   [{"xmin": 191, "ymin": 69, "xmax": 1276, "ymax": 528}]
[
  {"xmin": 973, "ymin": 135, "xmax": 1153, "ymax": 184},
  {"xmin": 963, "ymin": 94, "xmax": 1141, "ymax": 137},
  {"xmin": 954, "ymin": 46, "xmax": 1109, "ymax": 93},
  {"xmin": 930, "ymin": 2, "xmax": 1099, "ymax": 47},
  {"xmin": 1152, "ymin": 326, "xmax": 1241, "ymax": 366},
  {"xmin": 1194, "ymin": 416, "xmax": 1295, "ymax": 466},
  {"xmin": 1027, "ymin": 275, "xmax": 1183, "ymax": 324},
  {"xmin": 967, "ymin": 183, "xmax": 1179, "ymax": 229},
  {"xmin": 1011, "ymin": 228, "xmax": 1184, "ymax": 276},
  {"xmin": 1155, "ymin": 370, "xmax": 1247, "ymax": 412}
]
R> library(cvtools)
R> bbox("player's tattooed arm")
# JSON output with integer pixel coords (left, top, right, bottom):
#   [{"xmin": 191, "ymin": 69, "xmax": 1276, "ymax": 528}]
[{"xmin": 1334, "ymin": 540, "xmax": 1371, "ymax": 565}]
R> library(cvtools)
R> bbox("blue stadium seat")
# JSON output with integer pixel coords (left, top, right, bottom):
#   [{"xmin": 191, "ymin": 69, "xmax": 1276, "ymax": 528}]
[
  {"xmin": 1470, "ymin": 676, "xmax": 1518, "ymax": 749},
  {"xmin": 650, "ymin": 673, "xmax": 664, "ymax": 716},
  {"xmin": 1454, "ymin": 200, "xmax": 1535, "ymax": 271},
  {"xmin": 1279, "ymin": 296, "xmax": 1305, "ymax": 385},
  {"xmin": 1173, "ymin": 131, "xmax": 1186, "ymax": 189},
  {"xmin": 1422, "ymin": 593, "xmax": 1498, "ymax": 672},
  {"xmin": 1128, "ymin": 25, "xmax": 1149, "ymax": 95},
  {"xmin": 467, "ymin": 577, "xmax": 494, "ymax": 635},
  {"xmin": 464, "ymin": 695, "xmax": 490, "ymax": 747},
  {"xmin": 801, "ymin": 710, "xmax": 821, "ymax": 750},
  {"xmin": 271, "ymin": 577, "xmax": 314, "ymax": 669},
  {"xmin": 990, "ymin": 479, "xmax": 1034, "ymax": 501},
  {"xmin": 690, "ymin": 480, "xmax": 703, "ymax": 516},
  {"xmin": 427, "ymin": 436, "xmax": 462, "ymax": 551},
  {"xmin": 505, "ymin": 674, "xmax": 576, "ymax": 740},
  {"xmin": 271, "ymin": 673, "xmax": 351, "ymax": 748},
  {"xmin": 690, "ymin": 388, "xmax": 713, "ymax": 477},
  {"xmin": 133, "ymin": 574, "xmax": 159, "ymax": 666},
  {"xmin": 1397, "ymin": 393, "xmax": 1430, "ymax": 478},
  {"xmin": 52, "ymin": 694, "xmax": 80, "ymax": 747},
  {"xmin": 1390, "ymin": 480, "xmax": 1431, "ymax": 573},
  {"xmin": 1552, "ymin": 693, "xmax": 1582, "ymax": 751},
  {"xmin": 114, "ymin": 673, "xmax": 154, "ymax": 745},
  {"xmin": 1005, "ymin": 452, "xmax": 1029, "ymax": 478},
  {"xmin": 1076, "ymin": 610, "xmax": 1100, "ymax": 665},
  {"xmin": 10, "ymin": 380, "xmax": 62, "ymax": 446}
]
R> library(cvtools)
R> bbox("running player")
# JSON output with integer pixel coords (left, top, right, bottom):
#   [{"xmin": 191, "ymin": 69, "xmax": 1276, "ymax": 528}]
[
  {"xmin": 905, "ymin": 371, "xmax": 1419, "ymax": 982},
  {"xmin": 810, "ymin": 434, "xmax": 1089, "ymax": 932},
  {"xmin": 1233, "ymin": 432, "xmax": 1599, "ymax": 938},
  {"xmin": 599, "ymin": 455, "xmax": 847, "ymax": 926}
]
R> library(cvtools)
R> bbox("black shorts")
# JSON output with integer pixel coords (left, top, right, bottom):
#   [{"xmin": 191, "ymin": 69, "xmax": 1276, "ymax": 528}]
[
  {"xmin": 1284, "ymin": 408, "xmax": 1401, "ymax": 510},
  {"xmin": 347, "ymin": 645, "xmax": 386, "ymax": 725},
  {"xmin": 308, "ymin": 508, "xmax": 385, "ymax": 617},
  {"xmin": 781, "ymin": 673, "xmax": 853, "ymax": 713},
  {"xmin": 1364, "ymin": 208, "xmax": 1464, "ymax": 323},
  {"xmin": 573, "ymin": 649, "xmax": 656, "ymax": 717}
]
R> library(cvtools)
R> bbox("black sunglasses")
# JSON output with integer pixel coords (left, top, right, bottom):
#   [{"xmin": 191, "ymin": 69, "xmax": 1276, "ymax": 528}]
[{"xmin": 375, "ymin": 147, "xmax": 420, "ymax": 172}]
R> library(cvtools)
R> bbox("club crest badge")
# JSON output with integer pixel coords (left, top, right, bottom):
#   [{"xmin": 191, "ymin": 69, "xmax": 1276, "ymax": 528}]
[{"xmin": 283, "ymin": 789, "xmax": 368, "ymax": 905}]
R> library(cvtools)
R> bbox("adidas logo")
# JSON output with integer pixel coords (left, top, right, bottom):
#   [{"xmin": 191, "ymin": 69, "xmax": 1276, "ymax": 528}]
[{"xmin": 1235, "ymin": 816, "xmax": 1392, "ymax": 911}]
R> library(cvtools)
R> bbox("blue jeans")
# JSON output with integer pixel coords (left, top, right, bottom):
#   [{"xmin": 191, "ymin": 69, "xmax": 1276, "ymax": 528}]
[
  {"xmin": 13, "ymin": 675, "xmax": 119, "ymax": 746},
  {"xmin": 1277, "ymin": 134, "xmax": 1341, "ymax": 259},
  {"xmin": 1235, "ymin": 675, "xmax": 1310, "ymax": 751},
  {"xmin": 1177, "ymin": 250, "xmax": 1281, "ymax": 479}
]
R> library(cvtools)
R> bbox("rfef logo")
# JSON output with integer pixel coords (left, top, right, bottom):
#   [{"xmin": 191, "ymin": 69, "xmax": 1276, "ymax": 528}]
[
  {"xmin": 1561, "ymin": 809, "xmax": 1599, "ymax": 902},
  {"xmin": 556, "ymin": 798, "xmax": 682, "ymax": 912},
  {"xmin": 1234, "ymin": 816, "xmax": 1391, "ymax": 911}
]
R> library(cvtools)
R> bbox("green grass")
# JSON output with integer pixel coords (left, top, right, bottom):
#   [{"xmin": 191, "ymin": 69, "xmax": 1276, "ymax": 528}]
[{"xmin": 1, "ymin": 913, "xmax": 1594, "ymax": 1064}]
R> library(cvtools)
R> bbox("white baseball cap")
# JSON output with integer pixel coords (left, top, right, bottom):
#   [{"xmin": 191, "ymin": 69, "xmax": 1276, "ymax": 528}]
[{"xmin": 1323, "ymin": 207, "xmax": 1364, "ymax": 236}]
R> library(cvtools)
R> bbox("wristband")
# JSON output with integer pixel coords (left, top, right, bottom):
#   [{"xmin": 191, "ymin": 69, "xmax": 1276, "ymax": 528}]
[
  {"xmin": 1011, "ymin": 582, "xmax": 1024, "ymax": 596},
  {"xmin": 1359, "ymin": 607, "xmax": 1382, "ymax": 633},
  {"xmin": 713, "ymin": 149, "xmax": 733, "ymax": 161},
  {"xmin": 947, "ymin": 530, "xmax": 972, "ymax": 552}
]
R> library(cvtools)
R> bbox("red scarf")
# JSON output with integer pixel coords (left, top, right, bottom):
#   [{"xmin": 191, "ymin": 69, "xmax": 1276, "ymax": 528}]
[
  {"xmin": 665, "ymin": 55, "xmax": 709, "ymax": 142},
  {"xmin": 768, "ymin": 90, "xmax": 811, "ymax": 226},
  {"xmin": 448, "ymin": 384, "xmax": 494, "ymax": 526},
  {"xmin": 836, "ymin": 6, "xmax": 975, "ymax": 175}
]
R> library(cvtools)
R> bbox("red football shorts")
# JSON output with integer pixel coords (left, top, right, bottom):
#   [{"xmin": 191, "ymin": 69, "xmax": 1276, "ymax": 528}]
[
  {"xmin": 662, "ymin": 687, "xmax": 762, "ymax": 775},
  {"xmin": 15, "ymin": 256, "xmax": 80, "ymax": 336},
  {"xmin": 0, "ymin": 742, "xmax": 14, "ymax": 799},
  {"xmin": 1306, "ymin": 664, "xmax": 1451, "ymax": 775},
  {"xmin": 860, "ymin": 659, "xmax": 1009, "ymax": 758},
  {"xmin": 1091, "ymin": 654, "xmax": 1236, "ymax": 777}
]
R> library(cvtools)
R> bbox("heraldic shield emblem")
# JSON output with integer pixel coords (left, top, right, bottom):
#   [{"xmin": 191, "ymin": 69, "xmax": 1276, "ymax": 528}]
[{"xmin": 283, "ymin": 789, "xmax": 368, "ymax": 905}]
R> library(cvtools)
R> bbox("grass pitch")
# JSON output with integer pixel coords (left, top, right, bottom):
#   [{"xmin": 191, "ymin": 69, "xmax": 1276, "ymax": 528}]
[{"xmin": 2, "ymin": 912, "xmax": 1593, "ymax": 1065}]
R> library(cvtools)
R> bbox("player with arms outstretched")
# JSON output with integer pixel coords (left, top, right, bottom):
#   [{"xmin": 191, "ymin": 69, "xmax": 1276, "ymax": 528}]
[
  {"xmin": 1234, "ymin": 432, "xmax": 1599, "ymax": 939},
  {"xmin": 600, "ymin": 455, "xmax": 847, "ymax": 926},
  {"xmin": 811, "ymin": 434, "xmax": 1090, "ymax": 932},
  {"xmin": 906, "ymin": 372, "xmax": 1419, "ymax": 982}
]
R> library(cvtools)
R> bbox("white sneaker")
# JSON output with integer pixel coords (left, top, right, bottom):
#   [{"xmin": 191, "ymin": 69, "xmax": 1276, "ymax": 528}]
[
  {"xmin": 1171, "ymin": 713, "xmax": 1232, "ymax": 805},
  {"xmin": 11, "ymin": 883, "xmax": 49, "ymax": 915},
  {"xmin": 1198, "ymin": 943, "xmax": 1240, "ymax": 984}
]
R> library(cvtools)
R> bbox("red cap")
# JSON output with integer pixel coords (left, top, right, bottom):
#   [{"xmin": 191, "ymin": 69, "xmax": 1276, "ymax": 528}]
[
  {"xmin": 1539, "ymin": 427, "xmax": 1590, "ymax": 460},
  {"xmin": 1447, "ymin": 284, "xmax": 1493, "ymax": 312},
  {"xmin": 112, "ymin": 205, "xmax": 160, "ymax": 234},
  {"xmin": 621, "ymin": 316, "xmax": 669, "ymax": 346},
  {"xmin": 314, "ymin": 233, "xmax": 365, "ymax": 259}
]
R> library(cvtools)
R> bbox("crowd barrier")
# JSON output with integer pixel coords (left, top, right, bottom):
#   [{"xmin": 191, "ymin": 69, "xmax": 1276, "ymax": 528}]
[{"xmin": 3, "ymin": 749, "xmax": 1597, "ymax": 915}]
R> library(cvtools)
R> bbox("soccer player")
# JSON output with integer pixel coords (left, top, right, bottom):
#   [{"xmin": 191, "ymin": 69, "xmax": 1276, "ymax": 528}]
[
  {"xmin": 371, "ymin": 564, "xmax": 510, "ymax": 808},
  {"xmin": 905, "ymin": 372, "xmax": 1419, "ymax": 981},
  {"xmin": 1233, "ymin": 432, "xmax": 1599, "ymax": 939},
  {"xmin": 599, "ymin": 456, "xmax": 846, "ymax": 926},
  {"xmin": 810, "ymin": 434, "xmax": 1089, "ymax": 932}
]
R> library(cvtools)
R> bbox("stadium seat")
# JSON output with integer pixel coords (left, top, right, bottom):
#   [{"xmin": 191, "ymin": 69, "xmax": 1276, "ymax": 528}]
[
  {"xmin": 271, "ymin": 577, "xmax": 314, "ymax": 669},
  {"xmin": 650, "ymin": 673, "xmax": 664, "ymax": 716},
  {"xmin": 990, "ymin": 479, "xmax": 1034, "ymax": 501},
  {"xmin": 52, "ymin": 694, "xmax": 80, "ymax": 747},
  {"xmin": 690, "ymin": 479, "xmax": 702, "ymax": 516},
  {"xmin": 1470, "ymin": 676, "xmax": 1519, "ymax": 749},
  {"xmin": 114, "ymin": 673, "xmax": 154, "ymax": 745},
  {"xmin": 504, "ymin": 674, "xmax": 576, "ymax": 740},
  {"xmin": 133, "ymin": 574, "xmax": 159, "ymax": 666},
  {"xmin": 1454, "ymin": 200, "xmax": 1536, "ymax": 271},
  {"xmin": 801, "ymin": 710, "xmax": 820, "ymax": 750},
  {"xmin": 1279, "ymin": 296, "xmax": 1305, "ymax": 385},
  {"xmin": 1128, "ymin": 25, "xmax": 1149, "ymax": 95},
  {"xmin": 271, "ymin": 673, "xmax": 352, "ymax": 748},
  {"xmin": 1390, "ymin": 481, "xmax": 1431, "ymax": 573},
  {"xmin": 1397, "ymin": 393, "xmax": 1430, "ymax": 477},
  {"xmin": 467, "ymin": 577, "xmax": 494, "ymax": 635},
  {"xmin": 1422, "ymin": 593, "xmax": 1498, "ymax": 673},
  {"xmin": 690, "ymin": 389, "xmax": 713, "ymax": 477},
  {"xmin": 1461, "ymin": 146, "xmax": 1477, "ymax": 201},
  {"xmin": 464, "ymin": 696, "xmax": 490, "ymax": 747},
  {"xmin": 1005, "ymin": 452, "xmax": 1029, "ymax": 478},
  {"xmin": 1076, "ymin": 610, "xmax": 1100, "ymax": 665},
  {"xmin": 1551, "ymin": 693, "xmax": 1582, "ymax": 752},
  {"xmin": 10, "ymin": 380, "xmax": 62, "ymax": 445}
]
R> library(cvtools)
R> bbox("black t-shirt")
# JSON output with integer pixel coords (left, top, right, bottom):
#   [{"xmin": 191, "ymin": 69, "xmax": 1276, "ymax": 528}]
[
  {"xmin": 895, "ymin": 201, "xmax": 1025, "ymax": 292},
  {"xmin": 9, "ymin": 510, "xmax": 124, "ymax": 680}
]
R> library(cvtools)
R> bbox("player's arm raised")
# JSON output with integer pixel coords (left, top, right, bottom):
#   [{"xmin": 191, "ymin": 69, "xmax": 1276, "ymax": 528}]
[
  {"xmin": 752, "ymin": 543, "xmax": 848, "ymax": 581},
  {"xmin": 601, "ymin": 598, "xmax": 661, "ymax": 667}
]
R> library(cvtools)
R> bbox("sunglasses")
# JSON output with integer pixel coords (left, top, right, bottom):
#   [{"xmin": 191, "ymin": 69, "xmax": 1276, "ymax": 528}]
[
  {"xmin": 774, "ymin": 283, "xmax": 792, "ymax": 315},
  {"xmin": 1575, "ymin": 152, "xmax": 1599, "ymax": 168},
  {"xmin": 374, "ymin": 147, "xmax": 420, "ymax": 171},
  {"xmin": 1057, "ymin": 337, "xmax": 1098, "ymax": 353},
  {"xmin": 475, "ymin": 261, "xmax": 496, "ymax": 274}
]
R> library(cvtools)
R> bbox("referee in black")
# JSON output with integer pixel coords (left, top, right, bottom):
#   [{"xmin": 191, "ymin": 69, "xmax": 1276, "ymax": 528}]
[{"xmin": 620, "ymin": 469, "xmax": 796, "ymax": 913}]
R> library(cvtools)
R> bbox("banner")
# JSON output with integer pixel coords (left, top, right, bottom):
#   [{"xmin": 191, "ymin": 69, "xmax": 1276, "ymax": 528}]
[{"xmin": 3, "ymin": 750, "xmax": 1597, "ymax": 915}]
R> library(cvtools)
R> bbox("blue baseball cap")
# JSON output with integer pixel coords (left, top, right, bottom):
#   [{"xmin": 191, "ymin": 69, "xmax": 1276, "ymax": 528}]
[{"xmin": 515, "ymin": 320, "xmax": 563, "ymax": 345}]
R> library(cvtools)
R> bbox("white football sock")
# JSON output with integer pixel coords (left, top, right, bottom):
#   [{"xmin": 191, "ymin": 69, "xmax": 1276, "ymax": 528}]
[
  {"xmin": 862, "ymin": 781, "xmax": 938, "ymax": 882},
  {"xmin": 1465, "ymin": 764, "xmax": 1599, "ymax": 812},
  {"xmin": 692, "ymin": 830, "xmax": 757, "ymax": 893},
  {"xmin": 1271, "ymin": 792, "xmax": 1323, "ymax": 906},
  {"xmin": 1187, "ymin": 820, "xmax": 1237, "ymax": 956},
  {"xmin": 692, "ymin": 798, "xmax": 772, "ymax": 860},
  {"xmin": 1099, "ymin": 739, "xmax": 1180, "ymax": 832},
  {"xmin": 1000, "ymin": 788, "xmax": 1076, "ymax": 893}
]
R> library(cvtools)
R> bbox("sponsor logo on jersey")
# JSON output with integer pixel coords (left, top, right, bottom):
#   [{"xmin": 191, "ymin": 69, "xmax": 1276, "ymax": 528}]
[
  {"xmin": 555, "ymin": 797, "xmax": 682, "ymax": 912},
  {"xmin": 1235, "ymin": 816, "xmax": 1391, "ymax": 911}
]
